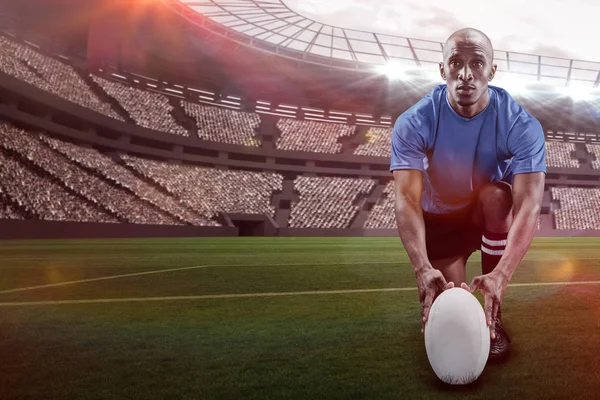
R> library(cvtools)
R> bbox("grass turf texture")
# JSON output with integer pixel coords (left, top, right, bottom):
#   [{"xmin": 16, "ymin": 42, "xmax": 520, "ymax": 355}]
[{"xmin": 0, "ymin": 237, "xmax": 599, "ymax": 399}]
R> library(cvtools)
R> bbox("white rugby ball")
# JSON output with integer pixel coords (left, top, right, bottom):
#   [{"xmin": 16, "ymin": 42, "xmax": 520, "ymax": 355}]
[{"xmin": 424, "ymin": 287, "xmax": 490, "ymax": 385}]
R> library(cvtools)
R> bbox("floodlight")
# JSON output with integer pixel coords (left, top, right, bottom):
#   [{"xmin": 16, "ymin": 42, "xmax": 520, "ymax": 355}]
[
  {"xmin": 375, "ymin": 61, "xmax": 408, "ymax": 81},
  {"xmin": 494, "ymin": 75, "xmax": 532, "ymax": 96},
  {"xmin": 559, "ymin": 83, "xmax": 597, "ymax": 102}
]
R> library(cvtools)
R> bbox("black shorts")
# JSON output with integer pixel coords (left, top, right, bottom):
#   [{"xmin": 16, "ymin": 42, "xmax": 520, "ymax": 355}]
[{"xmin": 423, "ymin": 206, "xmax": 482, "ymax": 261}]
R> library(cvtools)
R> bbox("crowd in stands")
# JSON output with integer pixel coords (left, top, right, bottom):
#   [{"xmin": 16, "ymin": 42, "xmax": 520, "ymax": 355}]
[
  {"xmin": 3, "ymin": 38, "xmax": 600, "ymax": 232},
  {"xmin": 122, "ymin": 155, "xmax": 283, "ymax": 218},
  {"xmin": 551, "ymin": 187, "xmax": 600, "ymax": 230},
  {"xmin": 586, "ymin": 144, "xmax": 600, "ymax": 169},
  {"xmin": 0, "ymin": 187, "xmax": 24, "ymax": 219},
  {"xmin": 182, "ymin": 101, "xmax": 260, "ymax": 146},
  {"xmin": 0, "ymin": 122, "xmax": 181, "ymax": 225},
  {"xmin": 276, "ymin": 118, "xmax": 355, "ymax": 153},
  {"xmin": 354, "ymin": 127, "xmax": 393, "ymax": 157},
  {"xmin": 363, "ymin": 181, "xmax": 395, "ymax": 229},
  {"xmin": 0, "ymin": 149, "xmax": 117, "ymax": 223},
  {"xmin": 289, "ymin": 176, "xmax": 376, "ymax": 228},
  {"xmin": 92, "ymin": 75, "xmax": 188, "ymax": 136},
  {"xmin": 545, "ymin": 141, "xmax": 580, "ymax": 168},
  {"xmin": 40, "ymin": 135, "xmax": 216, "ymax": 226},
  {"xmin": 0, "ymin": 36, "xmax": 123, "ymax": 121}
]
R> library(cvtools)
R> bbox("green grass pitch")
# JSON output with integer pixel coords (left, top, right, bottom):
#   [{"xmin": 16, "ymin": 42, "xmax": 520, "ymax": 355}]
[{"xmin": 0, "ymin": 237, "xmax": 599, "ymax": 399}]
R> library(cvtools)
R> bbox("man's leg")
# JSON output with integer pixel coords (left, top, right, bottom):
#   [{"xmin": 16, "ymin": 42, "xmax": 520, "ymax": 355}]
[
  {"xmin": 474, "ymin": 181, "xmax": 513, "ymax": 361},
  {"xmin": 475, "ymin": 181, "xmax": 513, "ymax": 275},
  {"xmin": 430, "ymin": 254, "xmax": 469, "ymax": 288}
]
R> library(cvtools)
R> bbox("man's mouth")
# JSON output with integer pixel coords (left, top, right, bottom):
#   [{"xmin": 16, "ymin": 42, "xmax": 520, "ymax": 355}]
[{"xmin": 457, "ymin": 85, "xmax": 475, "ymax": 94}]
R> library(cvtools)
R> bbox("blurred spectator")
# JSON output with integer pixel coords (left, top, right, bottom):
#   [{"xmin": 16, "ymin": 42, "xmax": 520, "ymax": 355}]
[
  {"xmin": 552, "ymin": 187, "xmax": 600, "ymax": 230},
  {"xmin": 0, "ymin": 150, "xmax": 117, "ymax": 223},
  {"xmin": 586, "ymin": 144, "xmax": 600, "ymax": 169},
  {"xmin": 122, "ymin": 155, "xmax": 283, "ymax": 218},
  {"xmin": 182, "ymin": 101, "xmax": 260, "ymax": 146},
  {"xmin": 354, "ymin": 127, "xmax": 392, "ymax": 157},
  {"xmin": 41, "ymin": 135, "xmax": 216, "ymax": 226},
  {"xmin": 0, "ymin": 36, "xmax": 123, "ymax": 121},
  {"xmin": 0, "ymin": 187, "xmax": 24, "ymax": 219},
  {"xmin": 0, "ymin": 122, "xmax": 182, "ymax": 225},
  {"xmin": 289, "ymin": 176, "xmax": 376, "ymax": 228},
  {"xmin": 363, "ymin": 181, "xmax": 395, "ymax": 229},
  {"xmin": 276, "ymin": 118, "xmax": 355, "ymax": 153},
  {"xmin": 92, "ymin": 75, "xmax": 188, "ymax": 136},
  {"xmin": 545, "ymin": 141, "xmax": 579, "ymax": 168}
]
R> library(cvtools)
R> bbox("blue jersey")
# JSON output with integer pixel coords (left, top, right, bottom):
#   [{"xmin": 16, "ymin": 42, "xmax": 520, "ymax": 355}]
[{"xmin": 390, "ymin": 84, "xmax": 546, "ymax": 214}]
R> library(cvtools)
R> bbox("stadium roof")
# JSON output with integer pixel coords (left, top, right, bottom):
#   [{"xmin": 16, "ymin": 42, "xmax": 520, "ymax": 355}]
[{"xmin": 172, "ymin": 0, "xmax": 600, "ymax": 92}]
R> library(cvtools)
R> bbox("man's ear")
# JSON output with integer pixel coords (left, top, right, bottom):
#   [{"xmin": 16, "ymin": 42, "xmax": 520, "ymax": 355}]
[
  {"xmin": 488, "ymin": 63, "xmax": 497, "ymax": 82},
  {"xmin": 439, "ymin": 62, "xmax": 446, "ymax": 80}
]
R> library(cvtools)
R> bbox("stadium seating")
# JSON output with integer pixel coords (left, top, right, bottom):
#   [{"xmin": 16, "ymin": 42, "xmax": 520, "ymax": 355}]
[
  {"xmin": 363, "ymin": 181, "xmax": 395, "ymax": 229},
  {"xmin": 0, "ymin": 122, "xmax": 182, "ymax": 225},
  {"xmin": 182, "ymin": 101, "xmax": 260, "ymax": 146},
  {"xmin": 586, "ymin": 144, "xmax": 600, "ymax": 169},
  {"xmin": 289, "ymin": 176, "xmax": 376, "ymax": 228},
  {"xmin": 552, "ymin": 187, "xmax": 600, "ymax": 230},
  {"xmin": 0, "ymin": 187, "xmax": 24, "ymax": 219},
  {"xmin": 0, "ymin": 149, "xmax": 117, "ymax": 223},
  {"xmin": 92, "ymin": 75, "xmax": 188, "ymax": 136},
  {"xmin": 276, "ymin": 118, "xmax": 355, "ymax": 153},
  {"xmin": 354, "ymin": 127, "xmax": 393, "ymax": 157},
  {"xmin": 0, "ymin": 36, "xmax": 123, "ymax": 121},
  {"xmin": 545, "ymin": 141, "xmax": 579, "ymax": 168},
  {"xmin": 40, "ymin": 135, "xmax": 217, "ymax": 226},
  {"xmin": 122, "ymin": 155, "xmax": 283, "ymax": 218}
]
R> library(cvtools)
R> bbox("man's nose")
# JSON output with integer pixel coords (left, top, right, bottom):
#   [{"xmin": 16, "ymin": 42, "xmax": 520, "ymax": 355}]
[{"xmin": 459, "ymin": 65, "xmax": 473, "ymax": 81}]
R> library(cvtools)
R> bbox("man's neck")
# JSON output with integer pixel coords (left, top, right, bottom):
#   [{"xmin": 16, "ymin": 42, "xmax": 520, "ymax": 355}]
[{"xmin": 448, "ymin": 90, "xmax": 490, "ymax": 119}]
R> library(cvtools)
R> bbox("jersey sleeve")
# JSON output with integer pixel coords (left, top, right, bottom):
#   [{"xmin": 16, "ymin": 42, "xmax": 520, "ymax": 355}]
[
  {"xmin": 389, "ymin": 116, "xmax": 427, "ymax": 173},
  {"xmin": 507, "ymin": 117, "xmax": 547, "ymax": 175}
]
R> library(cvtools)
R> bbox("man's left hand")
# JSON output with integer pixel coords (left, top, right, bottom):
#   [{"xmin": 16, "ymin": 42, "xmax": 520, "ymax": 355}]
[{"xmin": 461, "ymin": 270, "xmax": 509, "ymax": 339}]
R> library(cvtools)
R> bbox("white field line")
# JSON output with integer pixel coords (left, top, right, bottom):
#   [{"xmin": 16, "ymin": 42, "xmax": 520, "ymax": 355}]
[
  {"xmin": 0, "ymin": 261, "xmax": 399, "ymax": 295},
  {"xmin": 0, "ymin": 265, "xmax": 209, "ymax": 295},
  {"xmin": 0, "ymin": 280, "xmax": 598, "ymax": 307}
]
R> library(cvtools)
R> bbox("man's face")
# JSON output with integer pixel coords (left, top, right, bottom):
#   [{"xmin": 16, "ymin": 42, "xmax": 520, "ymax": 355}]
[{"xmin": 440, "ymin": 36, "xmax": 497, "ymax": 107}]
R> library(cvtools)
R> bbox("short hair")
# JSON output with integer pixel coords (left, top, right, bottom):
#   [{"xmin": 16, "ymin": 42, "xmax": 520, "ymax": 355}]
[{"xmin": 443, "ymin": 28, "xmax": 494, "ymax": 61}]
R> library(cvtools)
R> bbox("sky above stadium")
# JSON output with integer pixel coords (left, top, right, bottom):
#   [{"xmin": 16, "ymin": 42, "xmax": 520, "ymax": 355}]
[{"xmin": 283, "ymin": 0, "xmax": 600, "ymax": 63}]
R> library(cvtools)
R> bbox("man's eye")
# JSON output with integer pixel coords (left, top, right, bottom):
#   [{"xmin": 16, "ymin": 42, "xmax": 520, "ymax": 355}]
[
  {"xmin": 473, "ymin": 61, "xmax": 484, "ymax": 67},
  {"xmin": 450, "ymin": 61, "xmax": 461, "ymax": 67}
]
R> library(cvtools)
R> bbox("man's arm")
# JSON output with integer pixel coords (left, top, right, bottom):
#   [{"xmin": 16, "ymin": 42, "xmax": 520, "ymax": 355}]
[
  {"xmin": 393, "ymin": 169, "xmax": 428, "ymax": 270},
  {"xmin": 496, "ymin": 171, "xmax": 545, "ymax": 280},
  {"xmin": 466, "ymin": 171, "xmax": 545, "ymax": 336},
  {"xmin": 393, "ymin": 169, "xmax": 452, "ymax": 331}
]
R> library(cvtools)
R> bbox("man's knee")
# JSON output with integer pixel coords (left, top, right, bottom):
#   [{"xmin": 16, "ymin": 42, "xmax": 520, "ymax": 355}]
[
  {"xmin": 479, "ymin": 181, "xmax": 512, "ymax": 209},
  {"xmin": 478, "ymin": 181, "xmax": 513, "ymax": 229}
]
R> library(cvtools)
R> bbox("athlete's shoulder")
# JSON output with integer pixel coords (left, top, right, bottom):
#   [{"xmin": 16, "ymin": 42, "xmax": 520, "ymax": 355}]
[
  {"xmin": 489, "ymin": 85, "xmax": 541, "ymax": 129},
  {"xmin": 394, "ymin": 84, "xmax": 446, "ymax": 131}
]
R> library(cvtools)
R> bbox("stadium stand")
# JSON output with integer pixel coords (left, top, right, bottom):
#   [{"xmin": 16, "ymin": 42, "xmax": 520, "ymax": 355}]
[
  {"xmin": 0, "ymin": 149, "xmax": 117, "ymax": 223},
  {"xmin": 552, "ymin": 187, "xmax": 600, "ymax": 230},
  {"xmin": 0, "ymin": 122, "xmax": 181, "ymax": 225},
  {"xmin": 586, "ymin": 144, "xmax": 600, "ymax": 169},
  {"xmin": 0, "ymin": 187, "xmax": 25, "ymax": 219},
  {"xmin": 276, "ymin": 118, "xmax": 355, "ymax": 153},
  {"xmin": 289, "ymin": 176, "xmax": 376, "ymax": 228},
  {"xmin": 182, "ymin": 101, "xmax": 261, "ymax": 146},
  {"xmin": 92, "ymin": 75, "xmax": 188, "ymax": 136},
  {"xmin": 0, "ymin": 36, "xmax": 123, "ymax": 121},
  {"xmin": 40, "ymin": 135, "xmax": 216, "ymax": 226},
  {"xmin": 545, "ymin": 141, "xmax": 579, "ymax": 168},
  {"xmin": 354, "ymin": 127, "xmax": 393, "ymax": 157},
  {"xmin": 363, "ymin": 181, "xmax": 395, "ymax": 229},
  {"xmin": 122, "ymin": 155, "xmax": 283, "ymax": 218}
]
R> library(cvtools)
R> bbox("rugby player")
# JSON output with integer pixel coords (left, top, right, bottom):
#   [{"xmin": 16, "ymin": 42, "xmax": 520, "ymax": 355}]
[{"xmin": 391, "ymin": 28, "xmax": 546, "ymax": 361}]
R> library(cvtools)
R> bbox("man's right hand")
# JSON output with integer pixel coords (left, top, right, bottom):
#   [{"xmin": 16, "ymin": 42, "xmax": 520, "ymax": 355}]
[{"xmin": 415, "ymin": 266, "xmax": 454, "ymax": 333}]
